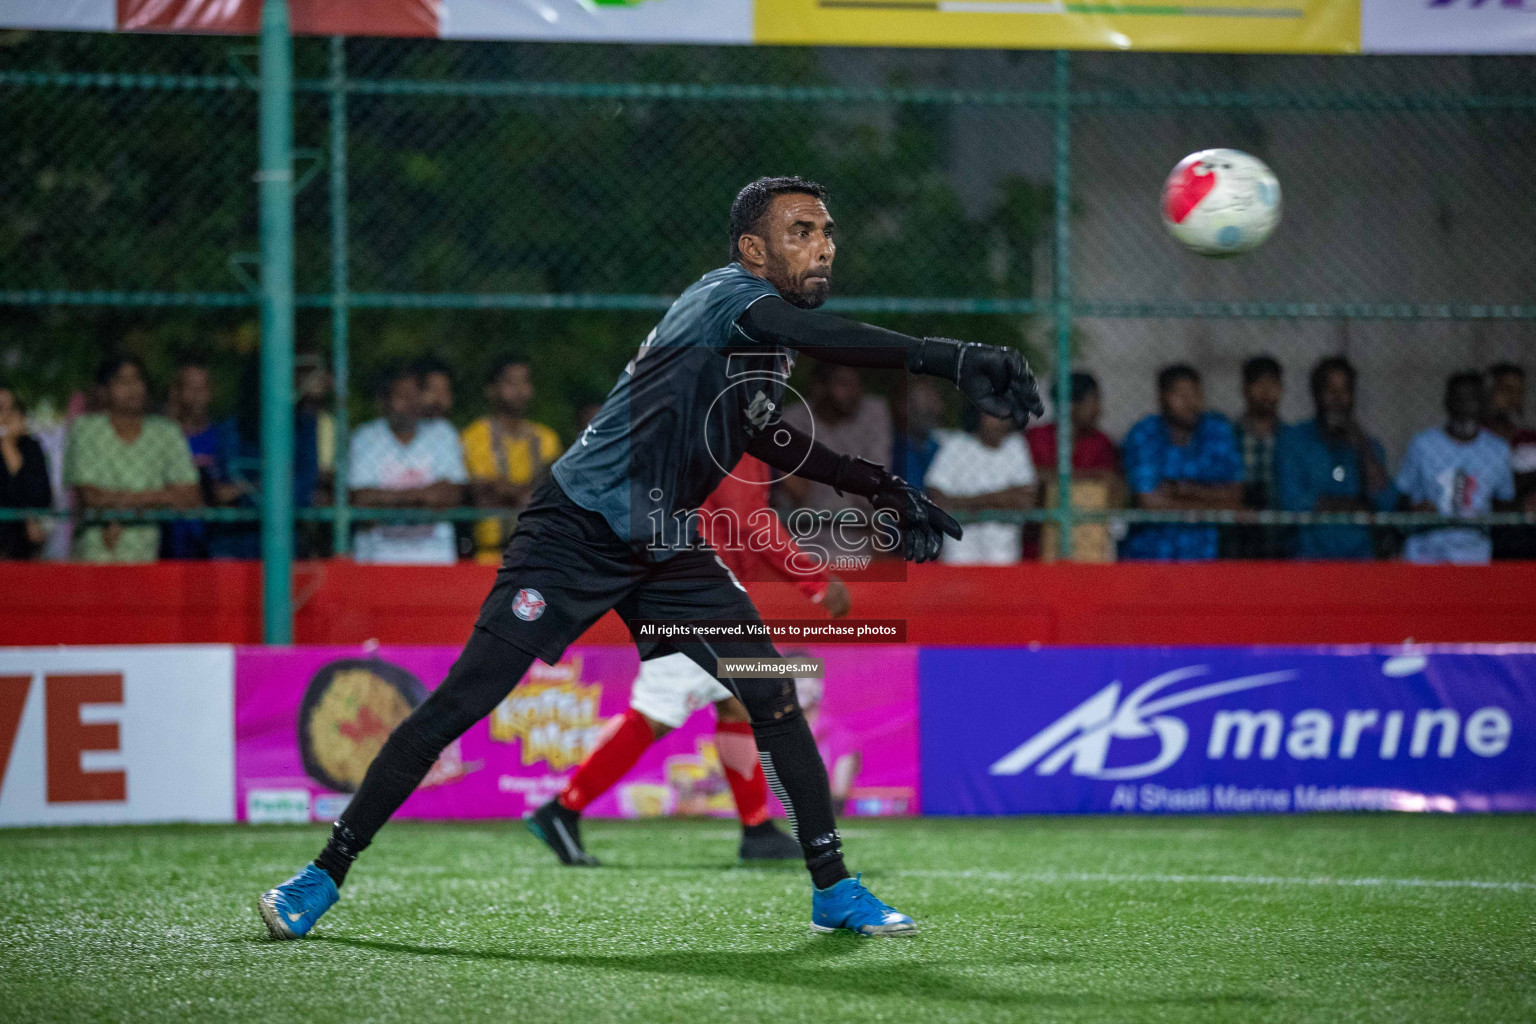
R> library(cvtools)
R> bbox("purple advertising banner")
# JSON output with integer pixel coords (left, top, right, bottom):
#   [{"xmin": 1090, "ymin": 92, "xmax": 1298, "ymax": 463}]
[
  {"xmin": 236, "ymin": 644, "xmax": 917, "ymax": 824},
  {"xmin": 920, "ymin": 646, "xmax": 1536, "ymax": 815}
]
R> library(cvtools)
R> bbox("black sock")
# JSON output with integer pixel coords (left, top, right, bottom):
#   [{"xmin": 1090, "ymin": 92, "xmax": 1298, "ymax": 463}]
[
  {"xmin": 807, "ymin": 844, "xmax": 852, "ymax": 890},
  {"xmin": 314, "ymin": 822, "xmax": 363, "ymax": 888},
  {"xmin": 309, "ymin": 627, "xmax": 536, "ymax": 886},
  {"xmin": 742, "ymin": 820, "xmax": 778, "ymax": 838},
  {"xmin": 750, "ymin": 712, "xmax": 850, "ymax": 890}
]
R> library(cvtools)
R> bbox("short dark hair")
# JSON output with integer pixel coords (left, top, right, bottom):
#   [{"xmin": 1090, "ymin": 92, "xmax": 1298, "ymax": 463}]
[
  {"xmin": 1446, "ymin": 370, "xmax": 1485, "ymax": 409},
  {"xmin": 410, "ymin": 354, "xmax": 453, "ymax": 385},
  {"xmin": 95, "ymin": 353, "xmax": 148, "ymax": 389},
  {"xmin": 1242, "ymin": 355, "xmax": 1282, "ymax": 386},
  {"xmin": 374, "ymin": 362, "xmax": 420, "ymax": 401},
  {"xmin": 1157, "ymin": 364, "xmax": 1200, "ymax": 394},
  {"xmin": 486, "ymin": 352, "xmax": 531, "ymax": 386},
  {"xmin": 1488, "ymin": 362, "xmax": 1524, "ymax": 384},
  {"xmin": 729, "ymin": 176, "xmax": 829, "ymax": 263},
  {"xmin": 1309, "ymin": 356, "xmax": 1357, "ymax": 399},
  {"xmin": 1070, "ymin": 371, "xmax": 1099, "ymax": 405}
]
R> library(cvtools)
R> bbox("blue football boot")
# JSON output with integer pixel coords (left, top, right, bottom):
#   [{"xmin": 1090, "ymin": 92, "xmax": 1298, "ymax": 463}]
[
  {"xmin": 810, "ymin": 873, "xmax": 918, "ymax": 937},
  {"xmin": 258, "ymin": 863, "xmax": 339, "ymax": 940}
]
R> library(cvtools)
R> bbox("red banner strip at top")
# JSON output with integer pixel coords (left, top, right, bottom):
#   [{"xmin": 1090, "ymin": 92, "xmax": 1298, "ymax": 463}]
[{"xmin": 117, "ymin": 0, "xmax": 440, "ymax": 37}]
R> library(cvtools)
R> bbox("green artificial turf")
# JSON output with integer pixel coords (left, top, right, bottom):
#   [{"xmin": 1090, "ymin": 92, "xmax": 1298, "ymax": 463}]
[{"xmin": 1, "ymin": 816, "xmax": 1533, "ymax": 1023}]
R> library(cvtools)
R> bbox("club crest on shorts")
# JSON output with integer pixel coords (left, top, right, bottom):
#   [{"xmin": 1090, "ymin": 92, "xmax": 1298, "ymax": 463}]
[{"xmin": 512, "ymin": 588, "xmax": 547, "ymax": 622}]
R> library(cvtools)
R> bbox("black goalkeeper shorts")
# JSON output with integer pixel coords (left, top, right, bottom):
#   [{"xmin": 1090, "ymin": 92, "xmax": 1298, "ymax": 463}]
[{"xmin": 474, "ymin": 476, "xmax": 767, "ymax": 667}]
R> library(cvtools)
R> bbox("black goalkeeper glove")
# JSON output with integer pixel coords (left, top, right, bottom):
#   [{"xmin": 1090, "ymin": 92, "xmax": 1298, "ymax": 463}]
[
  {"xmin": 832, "ymin": 456, "xmax": 963, "ymax": 564},
  {"xmin": 908, "ymin": 338, "xmax": 1045, "ymax": 429}
]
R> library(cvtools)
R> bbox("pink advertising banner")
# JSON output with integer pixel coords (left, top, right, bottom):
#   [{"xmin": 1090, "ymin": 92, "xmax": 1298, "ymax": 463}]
[{"xmin": 234, "ymin": 644, "xmax": 916, "ymax": 825}]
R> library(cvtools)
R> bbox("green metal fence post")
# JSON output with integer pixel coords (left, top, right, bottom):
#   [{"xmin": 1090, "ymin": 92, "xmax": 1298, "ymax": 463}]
[
  {"xmin": 329, "ymin": 34, "xmax": 352, "ymax": 556},
  {"xmin": 1052, "ymin": 50, "xmax": 1075, "ymax": 560},
  {"xmin": 259, "ymin": 0, "xmax": 296, "ymax": 643}
]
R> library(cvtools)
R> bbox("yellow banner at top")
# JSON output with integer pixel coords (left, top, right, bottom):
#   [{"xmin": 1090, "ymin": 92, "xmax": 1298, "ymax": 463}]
[{"xmin": 755, "ymin": 0, "xmax": 1360, "ymax": 54}]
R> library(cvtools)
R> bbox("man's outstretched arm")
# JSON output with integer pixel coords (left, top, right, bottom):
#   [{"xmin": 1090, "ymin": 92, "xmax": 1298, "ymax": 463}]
[
  {"xmin": 745, "ymin": 420, "xmax": 960, "ymax": 563},
  {"xmin": 736, "ymin": 296, "xmax": 1044, "ymax": 427}
]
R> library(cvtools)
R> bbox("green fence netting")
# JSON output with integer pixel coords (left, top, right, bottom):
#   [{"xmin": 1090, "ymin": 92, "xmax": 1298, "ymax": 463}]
[{"xmin": 1, "ymin": 34, "xmax": 1532, "ymax": 564}]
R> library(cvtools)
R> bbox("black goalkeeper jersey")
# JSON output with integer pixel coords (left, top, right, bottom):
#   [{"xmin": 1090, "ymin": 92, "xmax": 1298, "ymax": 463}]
[{"xmin": 551, "ymin": 264, "xmax": 793, "ymax": 558}]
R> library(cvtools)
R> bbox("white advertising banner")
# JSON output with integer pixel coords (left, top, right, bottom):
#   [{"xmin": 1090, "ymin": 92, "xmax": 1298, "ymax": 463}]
[
  {"xmin": 0, "ymin": 646, "xmax": 235, "ymax": 826},
  {"xmin": 1363, "ymin": 0, "xmax": 1536, "ymax": 53},
  {"xmin": 440, "ymin": 0, "xmax": 752, "ymax": 42}
]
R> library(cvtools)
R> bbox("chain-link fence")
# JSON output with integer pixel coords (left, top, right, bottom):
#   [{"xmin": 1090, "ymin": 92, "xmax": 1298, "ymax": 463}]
[{"xmin": 2, "ymin": 33, "xmax": 1533, "ymax": 569}]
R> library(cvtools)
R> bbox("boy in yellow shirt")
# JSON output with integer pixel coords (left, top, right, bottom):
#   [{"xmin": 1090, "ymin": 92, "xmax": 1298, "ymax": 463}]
[{"xmin": 460, "ymin": 354, "xmax": 562, "ymax": 563}]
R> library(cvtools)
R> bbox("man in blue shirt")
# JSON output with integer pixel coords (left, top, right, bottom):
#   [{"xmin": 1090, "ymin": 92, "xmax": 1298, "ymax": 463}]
[
  {"xmin": 1121, "ymin": 364, "xmax": 1244, "ymax": 560},
  {"xmin": 165, "ymin": 361, "xmax": 246, "ymax": 559},
  {"xmin": 1397, "ymin": 372, "xmax": 1515, "ymax": 564},
  {"xmin": 1276, "ymin": 356, "xmax": 1395, "ymax": 560},
  {"xmin": 892, "ymin": 378, "xmax": 944, "ymax": 490}
]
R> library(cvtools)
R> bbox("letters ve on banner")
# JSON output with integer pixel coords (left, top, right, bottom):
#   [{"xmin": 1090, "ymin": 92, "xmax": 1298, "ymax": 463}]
[
  {"xmin": 920, "ymin": 646, "xmax": 1536, "ymax": 815},
  {"xmin": 0, "ymin": 645, "xmax": 236, "ymax": 826},
  {"xmin": 754, "ymin": 0, "xmax": 1360, "ymax": 53}
]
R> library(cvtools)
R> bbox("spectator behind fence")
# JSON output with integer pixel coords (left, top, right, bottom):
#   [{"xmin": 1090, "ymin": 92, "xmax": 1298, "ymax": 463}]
[
  {"xmin": 1025, "ymin": 371, "xmax": 1120, "ymax": 480},
  {"xmin": 780, "ymin": 363, "xmax": 891, "ymax": 549},
  {"xmin": 412, "ymin": 354, "xmax": 467, "ymax": 556},
  {"xmin": 26, "ymin": 396, "xmax": 72, "ymax": 559},
  {"xmin": 65, "ymin": 355, "xmax": 200, "ymax": 563},
  {"xmin": 925, "ymin": 408, "xmax": 1037, "ymax": 564},
  {"xmin": 1228, "ymin": 355, "xmax": 1289, "ymax": 559},
  {"xmin": 1485, "ymin": 362, "xmax": 1536, "ymax": 559},
  {"xmin": 1276, "ymin": 356, "xmax": 1395, "ymax": 560},
  {"xmin": 1396, "ymin": 372, "xmax": 1514, "ymax": 565},
  {"xmin": 1025, "ymin": 371, "xmax": 1121, "ymax": 561},
  {"xmin": 461, "ymin": 353, "xmax": 562, "ymax": 564},
  {"xmin": 1120, "ymin": 365, "xmax": 1243, "ymax": 561},
  {"xmin": 0, "ymin": 386, "xmax": 53, "ymax": 559},
  {"xmin": 413, "ymin": 355, "xmax": 455, "ymax": 423},
  {"xmin": 166, "ymin": 361, "xmax": 245, "ymax": 559},
  {"xmin": 294, "ymin": 351, "xmax": 336, "ymax": 510},
  {"xmin": 349, "ymin": 363, "xmax": 468, "ymax": 564},
  {"xmin": 892, "ymin": 378, "xmax": 945, "ymax": 490}
]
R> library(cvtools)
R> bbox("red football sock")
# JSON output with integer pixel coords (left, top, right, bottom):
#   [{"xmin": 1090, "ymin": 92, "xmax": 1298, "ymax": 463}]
[
  {"xmin": 560, "ymin": 707, "xmax": 654, "ymax": 813},
  {"xmin": 715, "ymin": 720, "xmax": 770, "ymax": 828}
]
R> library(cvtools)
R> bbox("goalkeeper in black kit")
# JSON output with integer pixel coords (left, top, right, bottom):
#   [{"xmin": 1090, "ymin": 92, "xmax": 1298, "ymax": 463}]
[{"xmin": 258, "ymin": 176, "xmax": 1043, "ymax": 940}]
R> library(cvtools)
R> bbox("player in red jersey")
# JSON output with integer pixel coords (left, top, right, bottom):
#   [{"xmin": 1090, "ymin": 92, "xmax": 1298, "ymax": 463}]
[{"xmin": 526, "ymin": 453, "xmax": 851, "ymax": 865}]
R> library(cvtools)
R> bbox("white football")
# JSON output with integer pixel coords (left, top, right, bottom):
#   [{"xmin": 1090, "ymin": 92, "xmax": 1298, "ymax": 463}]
[{"xmin": 1161, "ymin": 149, "xmax": 1281, "ymax": 257}]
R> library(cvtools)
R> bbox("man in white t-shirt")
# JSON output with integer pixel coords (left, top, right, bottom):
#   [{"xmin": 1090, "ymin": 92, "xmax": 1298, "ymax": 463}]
[
  {"xmin": 923, "ymin": 410, "xmax": 1037, "ymax": 564},
  {"xmin": 349, "ymin": 363, "xmax": 468, "ymax": 564},
  {"xmin": 1397, "ymin": 372, "xmax": 1515, "ymax": 565}
]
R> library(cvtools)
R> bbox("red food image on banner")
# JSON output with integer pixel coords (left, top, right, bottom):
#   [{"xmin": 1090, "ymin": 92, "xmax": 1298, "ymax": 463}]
[
  {"xmin": 1162, "ymin": 156, "xmax": 1217, "ymax": 225},
  {"xmin": 335, "ymin": 704, "xmax": 389, "ymax": 744}
]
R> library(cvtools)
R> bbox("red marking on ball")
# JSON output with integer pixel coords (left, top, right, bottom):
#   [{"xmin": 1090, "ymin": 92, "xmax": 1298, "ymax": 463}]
[{"xmin": 1163, "ymin": 158, "xmax": 1216, "ymax": 225}]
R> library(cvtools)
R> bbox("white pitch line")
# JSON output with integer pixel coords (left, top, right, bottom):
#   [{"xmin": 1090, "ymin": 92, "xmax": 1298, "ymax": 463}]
[{"xmin": 894, "ymin": 869, "xmax": 1536, "ymax": 893}]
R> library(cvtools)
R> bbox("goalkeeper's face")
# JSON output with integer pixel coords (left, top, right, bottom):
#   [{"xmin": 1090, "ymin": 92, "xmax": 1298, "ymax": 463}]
[{"xmin": 753, "ymin": 194, "xmax": 836, "ymax": 309}]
